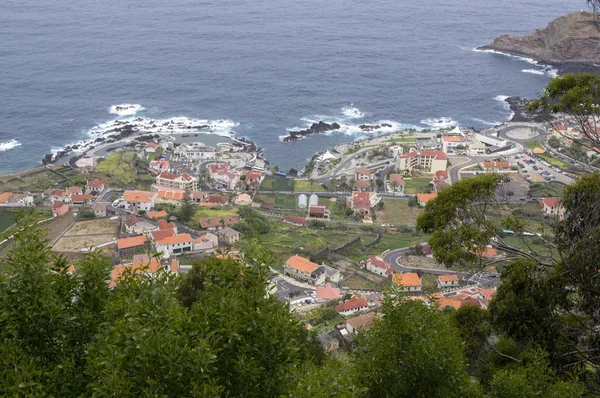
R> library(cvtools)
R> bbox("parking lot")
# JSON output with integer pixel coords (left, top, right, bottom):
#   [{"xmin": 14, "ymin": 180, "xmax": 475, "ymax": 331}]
[{"xmin": 511, "ymin": 154, "xmax": 575, "ymax": 185}]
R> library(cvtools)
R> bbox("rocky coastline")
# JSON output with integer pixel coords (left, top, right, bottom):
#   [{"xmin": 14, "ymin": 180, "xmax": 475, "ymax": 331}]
[
  {"xmin": 504, "ymin": 96, "xmax": 548, "ymax": 123},
  {"xmin": 478, "ymin": 11, "xmax": 600, "ymax": 75},
  {"xmin": 282, "ymin": 121, "xmax": 341, "ymax": 142}
]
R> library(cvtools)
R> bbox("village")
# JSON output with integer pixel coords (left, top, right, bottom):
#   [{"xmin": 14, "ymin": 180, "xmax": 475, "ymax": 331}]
[{"xmin": 0, "ymin": 116, "xmax": 597, "ymax": 352}]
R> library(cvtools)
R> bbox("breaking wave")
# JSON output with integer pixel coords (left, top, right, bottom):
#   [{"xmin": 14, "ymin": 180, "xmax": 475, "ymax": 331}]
[
  {"xmin": 341, "ymin": 104, "xmax": 365, "ymax": 119},
  {"xmin": 471, "ymin": 118, "xmax": 501, "ymax": 127},
  {"xmin": 109, "ymin": 104, "xmax": 145, "ymax": 116},
  {"xmin": 0, "ymin": 139, "xmax": 21, "ymax": 152},
  {"xmin": 521, "ymin": 69, "xmax": 545, "ymax": 75},
  {"xmin": 494, "ymin": 95, "xmax": 514, "ymax": 120},
  {"xmin": 420, "ymin": 117, "xmax": 458, "ymax": 129}
]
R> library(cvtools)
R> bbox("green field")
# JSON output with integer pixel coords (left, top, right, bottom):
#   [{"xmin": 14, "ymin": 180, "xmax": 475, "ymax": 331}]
[
  {"xmin": 260, "ymin": 176, "xmax": 294, "ymax": 192},
  {"xmin": 95, "ymin": 151, "xmax": 154, "ymax": 188},
  {"xmin": 341, "ymin": 274, "xmax": 379, "ymax": 290},
  {"xmin": 194, "ymin": 207, "xmax": 238, "ymax": 219},
  {"xmin": 376, "ymin": 198, "xmax": 423, "ymax": 226},
  {"xmin": 292, "ymin": 179, "xmax": 327, "ymax": 192},
  {"xmin": 0, "ymin": 211, "xmax": 16, "ymax": 233},
  {"xmin": 255, "ymin": 194, "xmax": 298, "ymax": 210},
  {"xmin": 403, "ymin": 178, "xmax": 432, "ymax": 194},
  {"xmin": 524, "ymin": 140, "xmax": 542, "ymax": 150},
  {"xmin": 528, "ymin": 181, "xmax": 565, "ymax": 197}
]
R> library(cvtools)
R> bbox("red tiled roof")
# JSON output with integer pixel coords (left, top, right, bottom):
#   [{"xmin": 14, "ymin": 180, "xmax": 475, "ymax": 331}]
[
  {"xmin": 308, "ymin": 205, "xmax": 326, "ymax": 215},
  {"xmin": 117, "ymin": 235, "xmax": 148, "ymax": 250},
  {"xmin": 392, "ymin": 272, "xmax": 422, "ymax": 287},
  {"xmin": 123, "ymin": 190, "xmax": 154, "ymax": 203},
  {"xmin": 0, "ymin": 192, "xmax": 13, "ymax": 203},
  {"xmin": 158, "ymin": 172, "xmax": 194, "ymax": 182},
  {"xmin": 286, "ymin": 255, "xmax": 319, "ymax": 273},
  {"xmin": 438, "ymin": 274, "xmax": 458, "ymax": 283},
  {"xmin": 151, "ymin": 228, "xmax": 175, "ymax": 241},
  {"xmin": 147, "ymin": 210, "xmax": 168, "ymax": 219},
  {"xmin": 145, "ymin": 142, "xmax": 159, "ymax": 149},
  {"xmin": 389, "ymin": 174, "xmax": 405, "ymax": 185},
  {"xmin": 317, "ymin": 283, "xmax": 341, "ymax": 300},
  {"xmin": 156, "ymin": 189, "xmax": 185, "ymax": 201},
  {"xmin": 207, "ymin": 195, "xmax": 229, "ymax": 204},
  {"xmin": 417, "ymin": 193, "xmax": 437, "ymax": 204},
  {"xmin": 355, "ymin": 166, "xmax": 372, "ymax": 176},
  {"xmin": 157, "ymin": 219, "xmax": 175, "ymax": 230},
  {"xmin": 71, "ymin": 194, "xmax": 93, "ymax": 202},
  {"xmin": 335, "ymin": 296, "xmax": 368, "ymax": 313},
  {"xmin": 354, "ymin": 179, "xmax": 371, "ymax": 189},
  {"xmin": 443, "ymin": 136, "xmax": 462, "ymax": 142},
  {"xmin": 156, "ymin": 233, "xmax": 192, "ymax": 246},
  {"xmin": 125, "ymin": 217, "xmax": 141, "ymax": 226},
  {"xmin": 540, "ymin": 197, "xmax": 560, "ymax": 208},
  {"xmin": 209, "ymin": 163, "xmax": 228, "ymax": 174},
  {"xmin": 434, "ymin": 170, "xmax": 449, "ymax": 181},
  {"xmin": 243, "ymin": 170, "xmax": 262, "ymax": 180},
  {"xmin": 52, "ymin": 201, "xmax": 67, "ymax": 210},
  {"xmin": 87, "ymin": 179, "xmax": 106, "ymax": 188},
  {"xmin": 368, "ymin": 255, "xmax": 391, "ymax": 270},
  {"xmin": 198, "ymin": 215, "xmax": 239, "ymax": 229},
  {"xmin": 67, "ymin": 186, "xmax": 83, "ymax": 194}
]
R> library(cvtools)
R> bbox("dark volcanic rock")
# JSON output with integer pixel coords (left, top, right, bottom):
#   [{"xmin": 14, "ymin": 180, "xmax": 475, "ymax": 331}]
[
  {"xmin": 359, "ymin": 123, "xmax": 392, "ymax": 132},
  {"xmin": 505, "ymin": 96, "xmax": 549, "ymax": 123},
  {"xmin": 479, "ymin": 11, "xmax": 600, "ymax": 75},
  {"xmin": 283, "ymin": 121, "xmax": 341, "ymax": 142}
]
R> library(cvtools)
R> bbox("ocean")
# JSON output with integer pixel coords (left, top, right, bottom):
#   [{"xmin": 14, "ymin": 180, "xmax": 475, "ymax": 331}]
[{"xmin": 0, "ymin": 0, "xmax": 582, "ymax": 174}]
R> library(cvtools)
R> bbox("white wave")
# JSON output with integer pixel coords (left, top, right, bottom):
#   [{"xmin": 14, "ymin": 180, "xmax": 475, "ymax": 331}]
[
  {"xmin": 473, "ymin": 48, "xmax": 540, "ymax": 66},
  {"xmin": 471, "ymin": 118, "xmax": 501, "ymax": 127},
  {"xmin": 420, "ymin": 117, "xmax": 458, "ymax": 129},
  {"xmin": 546, "ymin": 68, "xmax": 559, "ymax": 78},
  {"xmin": 0, "ymin": 139, "xmax": 21, "ymax": 152},
  {"xmin": 109, "ymin": 103, "xmax": 145, "ymax": 116},
  {"xmin": 341, "ymin": 104, "xmax": 364, "ymax": 119},
  {"xmin": 521, "ymin": 69, "xmax": 545, "ymax": 75},
  {"xmin": 494, "ymin": 95, "xmax": 515, "ymax": 120}
]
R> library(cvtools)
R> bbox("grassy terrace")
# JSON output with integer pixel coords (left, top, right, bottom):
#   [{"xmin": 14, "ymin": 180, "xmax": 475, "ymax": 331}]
[
  {"xmin": 95, "ymin": 151, "xmax": 154, "ymax": 189},
  {"xmin": 528, "ymin": 181, "xmax": 565, "ymax": 197},
  {"xmin": 403, "ymin": 178, "xmax": 432, "ymax": 194},
  {"xmin": 260, "ymin": 176, "xmax": 327, "ymax": 192},
  {"xmin": 376, "ymin": 198, "xmax": 423, "ymax": 226},
  {"xmin": 292, "ymin": 179, "xmax": 327, "ymax": 192}
]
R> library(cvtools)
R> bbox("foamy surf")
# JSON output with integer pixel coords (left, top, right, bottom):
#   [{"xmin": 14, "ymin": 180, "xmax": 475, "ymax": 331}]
[
  {"xmin": 420, "ymin": 117, "xmax": 458, "ymax": 129},
  {"xmin": 494, "ymin": 95, "xmax": 514, "ymax": 120},
  {"xmin": 109, "ymin": 104, "xmax": 145, "ymax": 116},
  {"xmin": 341, "ymin": 104, "xmax": 365, "ymax": 119},
  {"xmin": 471, "ymin": 118, "xmax": 501, "ymax": 127},
  {"xmin": 0, "ymin": 139, "xmax": 21, "ymax": 152},
  {"xmin": 521, "ymin": 69, "xmax": 545, "ymax": 75}
]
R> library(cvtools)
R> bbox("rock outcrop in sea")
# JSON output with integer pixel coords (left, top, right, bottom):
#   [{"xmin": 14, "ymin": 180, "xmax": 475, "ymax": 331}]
[
  {"xmin": 282, "ymin": 121, "xmax": 341, "ymax": 142},
  {"xmin": 479, "ymin": 11, "xmax": 600, "ymax": 74}
]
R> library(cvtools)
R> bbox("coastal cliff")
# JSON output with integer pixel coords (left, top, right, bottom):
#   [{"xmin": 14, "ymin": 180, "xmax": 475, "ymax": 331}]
[{"xmin": 479, "ymin": 11, "xmax": 600, "ymax": 73}]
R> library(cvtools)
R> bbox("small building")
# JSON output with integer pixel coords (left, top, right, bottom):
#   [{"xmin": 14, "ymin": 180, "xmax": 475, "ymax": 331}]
[
  {"xmin": 392, "ymin": 273, "xmax": 423, "ymax": 292},
  {"xmin": 71, "ymin": 194, "xmax": 93, "ymax": 205},
  {"xmin": 92, "ymin": 202, "xmax": 107, "ymax": 218},
  {"xmin": 284, "ymin": 255, "xmax": 326, "ymax": 285},
  {"xmin": 193, "ymin": 233, "xmax": 219, "ymax": 253},
  {"xmin": 442, "ymin": 135, "xmax": 463, "ymax": 153},
  {"xmin": 52, "ymin": 202, "xmax": 69, "ymax": 217},
  {"xmin": 198, "ymin": 215, "xmax": 240, "ymax": 231},
  {"xmin": 316, "ymin": 283, "xmax": 341, "ymax": 301},
  {"xmin": 353, "ymin": 179, "xmax": 371, "ymax": 192},
  {"xmin": 150, "ymin": 228, "xmax": 176, "ymax": 242},
  {"xmin": 318, "ymin": 331, "xmax": 340, "ymax": 352},
  {"xmin": 417, "ymin": 193, "xmax": 437, "ymax": 207},
  {"xmin": 283, "ymin": 215, "xmax": 306, "ymax": 227},
  {"xmin": 308, "ymin": 205, "xmax": 330, "ymax": 219},
  {"xmin": 335, "ymin": 296, "xmax": 369, "ymax": 315},
  {"xmin": 432, "ymin": 170, "xmax": 450, "ymax": 192},
  {"xmin": 157, "ymin": 219, "xmax": 177, "ymax": 232},
  {"xmin": 234, "ymin": 193, "xmax": 252, "ymax": 206},
  {"xmin": 346, "ymin": 312, "xmax": 380, "ymax": 334},
  {"xmin": 309, "ymin": 194, "xmax": 319, "ymax": 207},
  {"xmin": 125, "ymin": 217, "xmax": 155, "ymax": 235},
  {"xmin": 67, "ymin": 186, "xmax": 83, "ymax": 196},
  {"xmin": 539, "ymin": 197, "xmax": 564, "ymax": 218},
  {"xmin": 207, "ymin": 194, "xmax": 229, "ymax": 205},
  {"xmin": 437, "ymin": 274, "xmax": 459, "ymax": 288},
  {"xmin": 469, "ymin": 140, "xmax": 487, "ymax": 156},
  {"xmin": 155, "ymin": 233, "xmax": 193, "ymax": 256},
  {"xmin": 86, "ymin": 179, "xmax": 107, "ymax": 194},
  {"xmin": 355, "ymin": 166, "xmax": 372, "ymax": 181},
  {"xmin": 123, "ymin": 190, "xmax": 155, "ymax": 212},
  {"xmin": 218, "ymin": 226, "xmax": 241, "ymax": 245},
  {"xmin": 365, "ymin": 255, "xmax": 393, "ymax": 277},
  {"xmin": 386, "ymin": 174, "xmax": 405, "ymax": 195},
  {"xmin": 147, "ymin": 210, "xmax": 168, "ymax": 220},
  {"xmin": 117, "ymin": 235, "xmax": 148, "ymax": 251}
]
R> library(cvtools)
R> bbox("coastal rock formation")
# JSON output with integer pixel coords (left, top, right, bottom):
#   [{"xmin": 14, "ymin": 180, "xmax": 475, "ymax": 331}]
[
  {"xmin": 359, "ymin": 123, "xmax": 392, "ymax": 132},
  {"xmin": 504, "ymin": 96, "xmax": 548, "ymax": 123},
  {"xmin": 479, "ymin": 11, "xmax": 600, "ymax": 73},
  {"xmin": 282, "ymin": 121, "xmax": 341, "ymax": 142}
]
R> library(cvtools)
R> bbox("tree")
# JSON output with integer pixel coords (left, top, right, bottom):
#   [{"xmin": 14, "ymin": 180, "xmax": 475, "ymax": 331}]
[
  {"xmin": 528, "ymin": 73, "xmax": 600, "ymax": 147},
  {"xmin": 178, "ymin": 190, "xmax": 195, "ymax": 223},
  {"xmin": 354, "ymin": 297, "xmax": 480, "ymax": 397},
  {"xmin": 547, "ymin": 135, "xmax": 561, "ymax": 148}
]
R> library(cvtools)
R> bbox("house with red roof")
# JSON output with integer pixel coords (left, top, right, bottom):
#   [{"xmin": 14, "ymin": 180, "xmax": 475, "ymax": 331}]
[
  {"xmin": 417, "ymin": 193, "xmax": 437, "ymax": 207},
  {"xmin": 441, "ymin": 135, "xmax": 463, "ymax": 153},
  {"xmin": 52, "ymin": 202, "xmax": 69, "ymax": 217},
  {"xmin": 539, "ymin": 197, "xmax": 565, "ymax": 218},
  {"xmin": 432, "ymin": 170, "xmax": 450, "ymax": 192},
  {"xmin": 308, "ymin": 205, "xmax": 330, "ymax": 219},
  {"xmin": 123, "ymin": 190, "xmax": 155, "ymax": 212},
  {"xmin": 397, "ymin": 149, "xmax": 447, "ymax": 173},
  {"xmin": 335, "ymin": 296, "xmax": 369, "ymax": 315},
  {"xmin": 353, "ymin": 179, "xmax": 371, "ymax": 192},
  {"xmin": 116, "ymin": 235, "xmax": 148, "ymax": 251},
  {"xmin": 150, "ymin": 228, "xmax": 176, "ymax": 242},
  {"xmin": 70, "ymin": 194, "xmax": 93, "ymax": 205},
  {"xmin": 392, "ymin": 273, "xmax": 422, "ymax": 292},
  {"xmin": 207, "ymin": 194, "xmax": 229, "ymax": 205},
  {"xmin": 155, "ymin": 233, "xmax": 193, "ymax": 256},
  {"xmin": 124, "ymin": 217, "xmax": 155, "ymax": 235},
  {"xmin": 365, "ymin": 255, "xmax": 393, "ymax": 277},
  {"xmin": 110, "ymin": 254, "xmax": 163, "ymax": 288},
  {"xmin": 349, "ymin": 191, "xmax": 381, "ymax": 215},
  {"xmin": 437, "ymin": 274, "xmax": 459, "ymax": 288},
  {"xmin": 86, "ymin": 179, "xmax": 107, "ymax": 194},
  {"xmin": 316, "ymin": 283, "xmax": 341, "ymax": 301},
  {"xmin": 283, "ymin": 215, "xmax": 306, "ymax": 227},
  {"xmin": 355, "ymin": 166, "xmax": 373, "ymax": 181},
  {"xmin": 386, "ymin": 173, "xmax": 405, "ymax": 195},
  {"xmin": 193, "ymin": 232, "xmax": 219, "ymax": 253},
  {"xmin": 284, "ymin": 255, "xmax": 326, "ymax": 285},
  {"xmin": 209, "ymin": 163, "xmax": 239, "ymax": 190}
]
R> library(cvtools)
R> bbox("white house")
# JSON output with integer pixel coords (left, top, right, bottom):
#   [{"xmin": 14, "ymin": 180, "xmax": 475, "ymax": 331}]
[
  {"xmin": 335, "ymin": 296, "xmax": 369, "ymax": 315},
  {"xmin": 155, "ymin": 233, "xmax": 193, "ymax": 256},
  {"xmin": 193, "ymin": 233, "xmax": 219, "ymax": 253},
  {"xmin": 123, "ymin": 190, "xmax": 155, "ymax": 212},
  {"xmin": 386, "ymin": 174, "xmax": 405, "ymax": 195},
  {"xmin": 365, "ymin": 255, "xmax": 393, "ymax": 277},
  {"xmin": 355, "ymin": 166, "xmax": 372, "ymax": 181},
  {"xmin": 539, "ymin": 197, "xmax": 564, "ymax": 218},
  {"xmin": 437, "ymin": 274, "xmax": 460, "ymax": 288},
  {"xmin": 392, "ymin": 273, "xmax": 422, "ymax": 292}
]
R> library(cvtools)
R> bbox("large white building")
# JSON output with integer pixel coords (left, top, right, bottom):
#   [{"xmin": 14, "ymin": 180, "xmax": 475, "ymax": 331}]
[
  {"xmin": 174, "ymin": 144, "xmax": 217, "ymax": 160},
  {"xmin": 397, "ymin": 150, "xmax": 447, "ymax": 173}
]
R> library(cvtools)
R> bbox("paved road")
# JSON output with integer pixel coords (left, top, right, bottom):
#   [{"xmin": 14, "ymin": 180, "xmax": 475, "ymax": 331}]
[
  {"xmin": 272, "ymin": 275, "xmax": 316, "ymax": 302},
  {"xmin": 383, "ymin": 247, "xmax": 499, "ymax": 286}
]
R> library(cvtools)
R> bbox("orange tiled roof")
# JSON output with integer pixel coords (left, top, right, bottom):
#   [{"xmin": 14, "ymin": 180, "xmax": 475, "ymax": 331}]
[
  {"xmin": 443, "ymin": 136, "xmax": 462, "ymax": 142},
  {"xmin": 147, "ymin": 210, "xmax": 168, "ymax": 219},
  {"xmin": 438, "ymin": 274, "xmax": 458, "ymax": 283},
  {"xmin": 157, "ymin": 219, "xmax": 175, "ymax": 230},
  {"xmin": 0, "ymin": 192, "xmax": 13, "ymax": 203},
  {"xmin": 156, "ymin": 233, "xmax": 192, "ymax": 246},
  {"xmin": 151, "ymin": 228, "xmax": 175, "ymax": 241},
  {"xmin": 117, "ymin": 235, "xmax": 148, "ymax": 250},
  {"xmin": 286, "ymin": 255, "xmax": 319, "ymax": 273},
  {"xmin": 87, "ymin": 179, "xmax": 106, "ymax": 188},
  {"xmin": 335, "ymin": 296, "xmax": 368, "ymax": 312},
  {"xmin": 417, "ymin": 193, "xmax": 437, "ymax": 204},
  {"xmin": 355, "ymin": 166, "xmax": 372, "ymax": 176},
  {"xmin": 317, "ymin": 283, "xmax": 341, "ymax": 300},
  {"xmin": 123, "ymin": 190, "xmax": 154, "ymax": 203},
  {"xmin": 389, "ymin": 174, "xmax": 405, "ymax": 185},
  {"xmin": 392, "ymin": 272, "xmax": 422, "ymax": 287},
  {"xmin": 71, "ymin": 194, "xmax": 93, "ymax": 202}
]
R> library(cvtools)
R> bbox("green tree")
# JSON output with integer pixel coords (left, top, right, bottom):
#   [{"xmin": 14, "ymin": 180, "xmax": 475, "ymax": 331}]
[
  {"xmin": 547, "ymin": 135, "xmax": 561, "ymax": 148},
  {"xmin": 354, "ymin": 296, "xmax": 480, "ymax": 397},
  {"xmin": 178, "ymin": 189, "xmax": 195, "ymax": 223}
]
